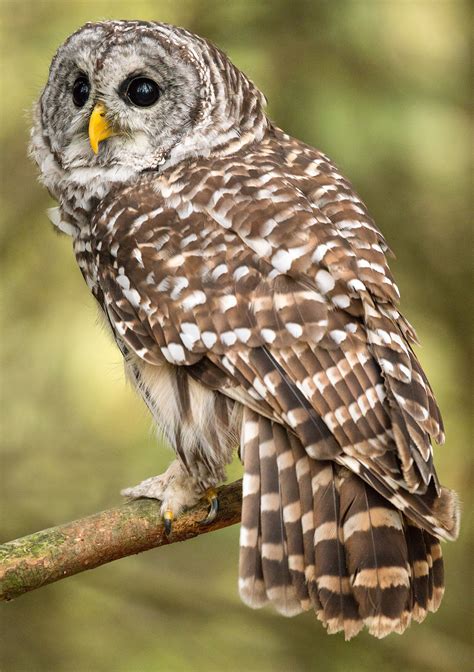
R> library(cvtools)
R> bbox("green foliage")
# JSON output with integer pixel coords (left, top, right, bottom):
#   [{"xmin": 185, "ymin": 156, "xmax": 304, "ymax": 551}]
[{"xmin": 0, "ymin": 1, "xmax": 471, "ymax": 670}]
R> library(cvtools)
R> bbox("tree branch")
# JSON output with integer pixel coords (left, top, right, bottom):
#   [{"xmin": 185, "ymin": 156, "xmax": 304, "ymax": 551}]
[{"xmin": 0, "ymin": 479, "xmax": 242, "ymax": 602}]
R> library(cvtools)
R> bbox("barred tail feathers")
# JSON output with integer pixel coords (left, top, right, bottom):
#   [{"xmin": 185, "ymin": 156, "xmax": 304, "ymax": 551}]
[
  {"xmin": 238, "ymin": 411, "xmax": 268, "ymax": 609},
  {"xmin": 311, "ymin": 460, "xmax": 363, "ymax": 638},
  {"xmin": 338, "ymin": 471, "xmax": 412, "ymax": 637},
  {"xmin": 238, "ymin": 412, "xmax": 446, "ymax": 639}
]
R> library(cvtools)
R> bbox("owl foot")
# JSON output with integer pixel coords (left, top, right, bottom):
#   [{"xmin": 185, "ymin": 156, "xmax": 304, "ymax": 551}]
[
  {"xmin": 163, "ymin": 509, "xmax": 174, "ymax": 536},
  {"xmin": 121, "ymin": 460, "xmax": 205, "ymax": 535},
  {"xmin": 202, "ymin": 488, "xmax": 219, "ymax": 525}
]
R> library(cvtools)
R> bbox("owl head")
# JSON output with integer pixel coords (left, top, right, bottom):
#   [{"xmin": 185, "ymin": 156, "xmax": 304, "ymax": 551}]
[{"xmin": 31, "ymin": 20, "xmax": 268, "ymax": 199}]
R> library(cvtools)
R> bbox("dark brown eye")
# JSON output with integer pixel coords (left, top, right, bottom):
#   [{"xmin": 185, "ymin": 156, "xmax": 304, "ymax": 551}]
[
  {"xmin": 72, "ymin": 76, "xmax": 90, "ymax": 107},
  {"xmin": 125, "ymin": 77, "xmax": 160, "ymax": 107}
]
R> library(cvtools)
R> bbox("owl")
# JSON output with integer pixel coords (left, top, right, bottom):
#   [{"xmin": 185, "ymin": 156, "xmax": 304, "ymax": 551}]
[{"xmin": 30, "ymin": 20, "xmax": 459, "ymax": 639}]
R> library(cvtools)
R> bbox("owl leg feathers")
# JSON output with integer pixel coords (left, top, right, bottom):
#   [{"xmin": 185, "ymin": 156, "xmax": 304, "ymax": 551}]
[
  {"xmin": 122, "ymin": 361, "xmax": 240, "ymax": 530},
  {"xmin": 239, "ymin": 409, "xmax": 447, "ymax": 639}
]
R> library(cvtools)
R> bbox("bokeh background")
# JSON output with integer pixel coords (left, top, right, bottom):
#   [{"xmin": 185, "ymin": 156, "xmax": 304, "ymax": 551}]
[{"xmin": 0, "ymin": 1, "xmax": 471, "ymax": 671}]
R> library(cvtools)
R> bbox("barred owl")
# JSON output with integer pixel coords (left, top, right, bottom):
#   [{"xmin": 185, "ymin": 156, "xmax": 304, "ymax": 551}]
[{"xmin": 31, "ymin": 20, "xmax": 459, "ymax": 639}]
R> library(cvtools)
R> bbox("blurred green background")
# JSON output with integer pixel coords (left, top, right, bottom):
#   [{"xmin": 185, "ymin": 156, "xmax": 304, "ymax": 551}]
[{"xmin": 0, "ymin": 1, "xmax": 471, "ymax": 671}]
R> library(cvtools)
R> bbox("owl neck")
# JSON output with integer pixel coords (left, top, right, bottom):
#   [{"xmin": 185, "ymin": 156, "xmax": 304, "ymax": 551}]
[
  {"xmin": 39, "ymin": 110, "xmax": 271, "ymax": 237},
  {"xmin": 43, "ymin": 164, "xmax": 139, "ymax": 238}
]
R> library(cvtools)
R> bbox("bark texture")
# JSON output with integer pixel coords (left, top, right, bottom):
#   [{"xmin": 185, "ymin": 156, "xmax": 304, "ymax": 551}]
[{"xmin": 0, "ymin": 479, "xmax": 242, "ymax": 601}]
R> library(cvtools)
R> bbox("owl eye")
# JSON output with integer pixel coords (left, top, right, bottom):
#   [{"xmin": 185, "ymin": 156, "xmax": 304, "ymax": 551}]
[
  {"xmin": 72, "ymin": 76, "xmax": 90, "ymax": 107},
  {"xmin": 125, "ymin": 77, "xmax": 160, "ymax": 107}
]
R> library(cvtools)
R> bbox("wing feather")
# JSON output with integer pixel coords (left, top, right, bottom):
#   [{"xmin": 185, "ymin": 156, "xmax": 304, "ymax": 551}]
[{"xmin": 89, "ymin": 134, "xmax": 452, "ymax": 538}]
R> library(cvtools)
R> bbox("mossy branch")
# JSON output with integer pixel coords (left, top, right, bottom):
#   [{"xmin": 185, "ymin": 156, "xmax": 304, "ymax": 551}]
[{"xmin": 0, "ymin": 479, "xmax": 242, "ymax": 602}]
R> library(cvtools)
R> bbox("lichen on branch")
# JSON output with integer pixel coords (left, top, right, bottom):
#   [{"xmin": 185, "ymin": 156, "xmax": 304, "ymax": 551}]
[{"xmin": 0, "ymin": 479, "xmax": 242, "ymax": 601}]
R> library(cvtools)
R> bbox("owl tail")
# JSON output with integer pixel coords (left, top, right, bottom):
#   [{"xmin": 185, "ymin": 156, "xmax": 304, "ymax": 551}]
[{"xmin": 238, "ymin": 409, "xmax": 446, "ymax": 639}]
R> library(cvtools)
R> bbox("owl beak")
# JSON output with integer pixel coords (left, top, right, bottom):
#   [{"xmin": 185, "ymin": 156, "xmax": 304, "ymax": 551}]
[{"xmin": 88, "ymin": 103, "xmax": 117, "ymax": 154}]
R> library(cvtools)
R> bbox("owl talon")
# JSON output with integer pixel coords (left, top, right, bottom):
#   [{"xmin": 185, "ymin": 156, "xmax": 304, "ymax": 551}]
[
  {"xmin": 202, "ymin": 488, "xmax": 219, "ymax": 525},
  {"xmin": 164, "ymin": 510, "xmax": 173, "ymax": 536}
]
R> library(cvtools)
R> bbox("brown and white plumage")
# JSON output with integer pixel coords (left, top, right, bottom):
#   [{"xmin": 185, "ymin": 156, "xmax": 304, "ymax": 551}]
[{"xmin": 31, "ymin": 20, "xmax": 459, "ymax": 639}]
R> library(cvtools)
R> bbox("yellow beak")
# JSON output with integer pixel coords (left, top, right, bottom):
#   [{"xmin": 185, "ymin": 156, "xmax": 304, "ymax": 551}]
[{"xmin": 88, "ymin": 103, "xmax": 116, "ymax": 154}]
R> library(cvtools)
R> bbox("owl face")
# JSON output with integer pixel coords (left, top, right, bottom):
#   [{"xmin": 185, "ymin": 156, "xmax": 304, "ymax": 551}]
[
  {"xmin": 33, "ymin": 21, "xmax": 214, "ymax": 175},
  {"xmin": 31, "ymin": 20, "xmax": 268, "ymax": 211}
]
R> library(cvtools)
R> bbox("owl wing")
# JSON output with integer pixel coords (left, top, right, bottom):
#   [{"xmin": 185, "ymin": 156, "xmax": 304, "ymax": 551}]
[{"xmin": 90, "ymin": 160, "xmax": 453, "ymax": 541}]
